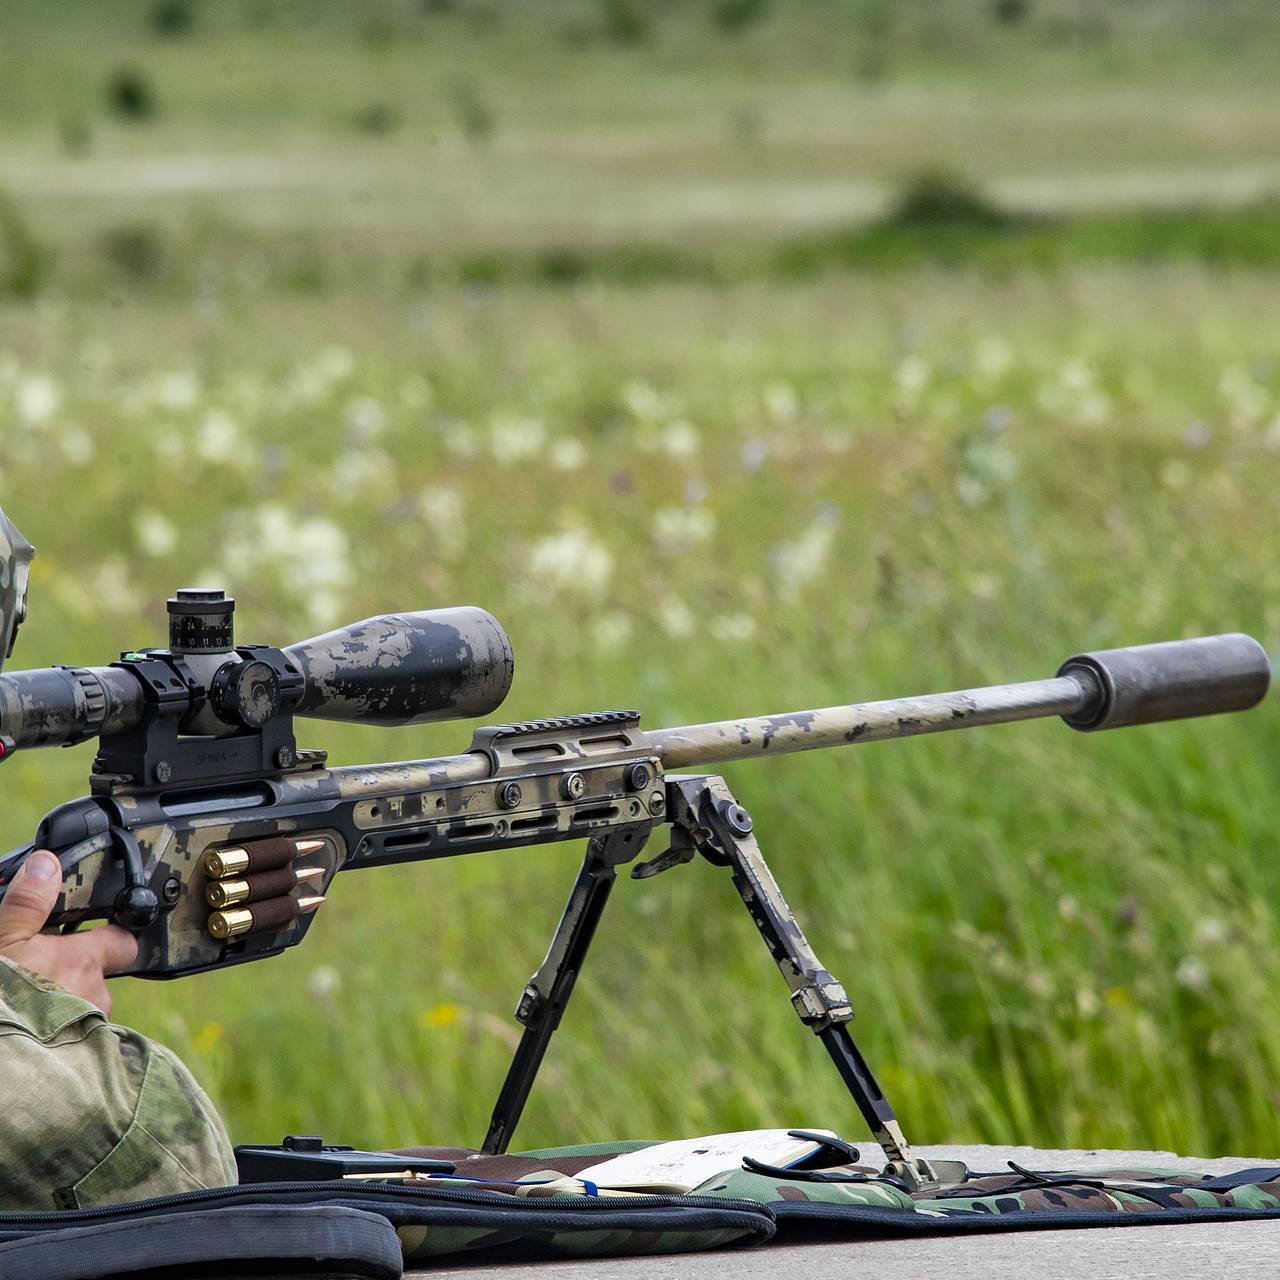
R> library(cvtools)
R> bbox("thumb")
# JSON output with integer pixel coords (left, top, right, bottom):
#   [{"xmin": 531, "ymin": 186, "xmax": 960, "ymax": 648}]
[{"xmin": 0, "ymin": 852, "xmax": 62, "ymax": 947}]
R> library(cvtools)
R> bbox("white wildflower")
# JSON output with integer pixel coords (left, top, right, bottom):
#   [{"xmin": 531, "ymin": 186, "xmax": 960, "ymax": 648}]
[
  {"xmin": 306, "ymin": 965, "xmax": 342, "ymax": 1001},
  {"xmin": 288, "ymin": 346, "xmax": 355, "ymax": 404},
  {"xmin": 1174, "ymin": 955, "xmax": 1210, "ymax": 994},
  {"xmin": 292, "ymin": 515, "xmax": 350, "ymax": 579},
  {"xmin": 421, "ymin": 486, "xmax": 463, "ymax": 528},
  {"xmin": 1192, "ymin": 916, "xmax": 1228, "ymax": 949},
  {"xmin": 763, "ymin": 381, "xmax": 799, "ymax": 424},
  {"xmin": 968, "ymin": 572, "xmax": 999, "ymax": 602},
  {"xmin": 895, "ymin": 355, "xmax": 929, "ymax": 399},
  {"xmin": 659, "ymin": 420, "xmax": 699, "ymax": 459},
  {"xmin": 221, "ymin": 506, "xmax": 351, "ymax": 620},
  {"xmin": 657, "ymin": 598, "xmax": 694, "ymax": 639},
  {"xmin": 651, "ymin": 506, "xmax": 715, "ymax": 554},
  {"xmin": 333, "ymin": 448, "xmax": 394, "ymax": 497},
  {"xmin": 442, "ymin": 421, "xmax": 478, "ymax": 460},
  {"xmin": 419, "ymin": 486, "xmax": 465, "ymax": 558},
  {"xmin": 1075, "ymin": 390, "xmax": 1112, "ymax": 427},
  {"xmin": 158, "ymin": 371, "xmax": 199, "ymax": 412},
  {"xmin": 1219, "ymin": 364, "xmax": 1268, "ymax": 426},
  {"xmin": 740, "ymin": 438, "xmax": 768, "ymax": 471},
  {"xmin": 591, "ymin": 614, "xmax": 633, "ymax": 651},
  {"xmin": 974, "ymin": 336, "xmax": 1013, "ymax": 382},
  {"xmin": 622, "ymin": 379, "xmax": 666, "ymax": 420},
  {"xmin": 135, "ymin": 510, "xmax": 177, "ymax": 557},
  {"xmin": 490, "ymin": 416, "xmax": 546, "ymax": 462},
  {"xmin": 197, "ymin": 411, "xmax": 241, "ymax": 463},
  {"xmin": 1060, "ymin": 358, "xmax": 1095, "ymax": 394},
  {"xmin": 90, "ymin": 556, "xmax": 145, "ymax": 618},
  {"xmin": 1075, "ymin": 986, "xmax": 1100, "ymax": 1019},
  {"xmin": 527, "ymin": 529, "xmax": 612, "ymax": 594},
  {"xmin": 317, "ymin": 345, "xmax": 355, "ymax": 383},
  {"xmin": 59, "ymin": 427, "xmax": 95, "ymax": 465},
  {"xmin": 709, "ymin": 612, "xmax": 757, "ymax": 643},
  {"xmin": 771, "ymin": 519, "xmax": 837, "ymax": 597},
  {"xmin": 15, "ymin": 375, "xmax": 59, "ymax": 427},
  {"xmin": 1184, "ymin": 420, "xmax": 1212, "ymax": 450},
  {"xmin": 306, "ymin": 587, "xmax": 343, "ymax": 629},
  {"xmin": 346, "ymin": 396, "xmax": 386, "ymax": 443},
  {"xmin": 549, "ymin": 437, "xmax": 587, "ymax": 471}
]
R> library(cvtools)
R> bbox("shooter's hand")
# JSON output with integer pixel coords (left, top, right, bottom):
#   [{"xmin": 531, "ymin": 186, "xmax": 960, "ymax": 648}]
[{"xmin": 0, "ymin": 851, "xmax": 138, "ymax": 1015}]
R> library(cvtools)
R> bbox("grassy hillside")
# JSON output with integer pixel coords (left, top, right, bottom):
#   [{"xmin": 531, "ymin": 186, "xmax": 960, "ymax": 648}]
[{"xmin": 2, "ymin": 266, "xmax": 1278, "ymax": 1155}]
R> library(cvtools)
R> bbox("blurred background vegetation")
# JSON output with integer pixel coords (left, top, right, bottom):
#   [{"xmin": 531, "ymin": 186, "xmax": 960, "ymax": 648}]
[{"xmin": 1, "ymin": 0, "xmax": 1279, "ymax": 1158}]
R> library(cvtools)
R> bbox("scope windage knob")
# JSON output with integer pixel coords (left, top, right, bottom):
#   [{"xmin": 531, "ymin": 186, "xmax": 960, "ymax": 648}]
[
  {"xmin": 168, "ymin": 588, "xmax": 235, "ymax": 654},
  {"xmin": 212, "ymin": 659, "xmax": 282, "ymax": 729}
]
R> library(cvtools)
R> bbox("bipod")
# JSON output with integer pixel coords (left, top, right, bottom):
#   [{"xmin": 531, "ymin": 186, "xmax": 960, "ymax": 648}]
[{"xmin": 482, "ymin": 774, "xmax": 945, "ymax": 1193}]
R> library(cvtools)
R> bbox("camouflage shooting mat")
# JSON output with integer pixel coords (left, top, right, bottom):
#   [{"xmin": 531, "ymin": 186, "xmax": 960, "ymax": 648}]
[
  {"xmin": 4, "ymin": 1138, "xmax": 1280, "ymax": 1275},
  {"xmin": 375, "ymin": 1139, "xmax": 1280, "ymax": 1262}
]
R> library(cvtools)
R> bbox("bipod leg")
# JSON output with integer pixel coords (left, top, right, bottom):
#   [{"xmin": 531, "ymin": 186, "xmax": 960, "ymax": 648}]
[
  {"xmin": 660, "ymin": 774, "xmax": 940, "ymax": 1192},
  {"xmin": 482, "ymin": 825, "xmax": 650, "ymax": 1154}
]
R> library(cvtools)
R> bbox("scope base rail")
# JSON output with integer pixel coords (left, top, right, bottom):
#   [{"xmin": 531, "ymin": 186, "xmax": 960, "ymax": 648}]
[{"xmin": 91, "ymin": 646, "xmax": 305, "ymax": 791}]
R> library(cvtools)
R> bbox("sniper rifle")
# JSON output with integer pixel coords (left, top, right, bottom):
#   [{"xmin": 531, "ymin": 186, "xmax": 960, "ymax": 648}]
[{"xmin": 0, "ymin": 586, "xmax": 1269, "ymax": 1190}]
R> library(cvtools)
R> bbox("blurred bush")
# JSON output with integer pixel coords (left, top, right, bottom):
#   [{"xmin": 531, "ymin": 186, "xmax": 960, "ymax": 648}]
[
  {"xmin": 449, "ymin": 80, "xmax": 496, "ymax": 145},
  {"xmin": 100, "ymin": 223, "xmax": 166, "ymax": 284},
  {"xmin": 711, "ymin": 0, "xmax": 770, "ymax": 36},
  {"xmin": 0, "ymin": 190, "xmax": 46, "ymax": 297},
  {"xmin": 353, "ymin": 103, "xmax": 403, "ymax": 136},
  {"xmin": 888, "ymin": 170, "xmax": 1009, "ymax": 230},
  {"xmin": 106, "ymin": 67, "xmax": 158, "ymax": 121},
  {"xmin": 148, "ymin": 0, "xmax": 194, "ymax": 37},
  {"xmin": 600, "ymin": 0, "xmax": 652, "ymax": 46}
]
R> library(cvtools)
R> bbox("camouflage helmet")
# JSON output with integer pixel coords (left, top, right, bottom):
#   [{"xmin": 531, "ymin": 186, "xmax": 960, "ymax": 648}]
[{"xmin": 0, "ymin": 506, "xmax": 33, "ymax": 670}]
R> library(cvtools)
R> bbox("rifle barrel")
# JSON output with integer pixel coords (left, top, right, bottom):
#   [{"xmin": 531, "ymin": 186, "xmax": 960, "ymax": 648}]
[
  {"xmin": 647, "ymin": 633, "xmax": 1270, "ymax": 769},
  {"xmin": 646, "ymin": 675, "xmax": 1090, "ymax": 769}
]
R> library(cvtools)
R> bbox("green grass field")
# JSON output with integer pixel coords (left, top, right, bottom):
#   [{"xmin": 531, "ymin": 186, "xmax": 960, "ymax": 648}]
[{"xmin": 1, "ymin": 1, "xmax": 1279, "ymax": 1160}]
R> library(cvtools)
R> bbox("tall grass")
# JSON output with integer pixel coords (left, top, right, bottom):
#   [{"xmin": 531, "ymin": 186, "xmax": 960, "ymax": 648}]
[{"xmin": 0, "ymin": 265, "xmax": 1276, "ymax": 1155}]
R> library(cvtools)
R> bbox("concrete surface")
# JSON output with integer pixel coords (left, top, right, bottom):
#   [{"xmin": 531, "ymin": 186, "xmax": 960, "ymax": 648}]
[{"xmin": 399, "ymin": 1143, "xmax": 1280, "ymax": 1279}]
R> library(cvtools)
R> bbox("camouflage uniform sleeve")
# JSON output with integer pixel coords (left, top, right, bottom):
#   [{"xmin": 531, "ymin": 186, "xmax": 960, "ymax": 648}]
[{"xmin": 0, "ymin": 956, "xmax": 237, "ymax": 1210}]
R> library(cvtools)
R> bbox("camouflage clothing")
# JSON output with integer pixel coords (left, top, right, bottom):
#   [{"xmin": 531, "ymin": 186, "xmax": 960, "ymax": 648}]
[
  {"xmin": 0, "ymin": 956, "xmax": 236, "ymax": 1210},
  {"xmin": 0, "ymin": 505, "xmax": 33, "ymax": 668}
]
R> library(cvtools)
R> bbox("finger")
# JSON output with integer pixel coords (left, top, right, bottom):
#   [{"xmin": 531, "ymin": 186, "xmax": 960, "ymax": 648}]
[
  {"xmin": 84, "ymin": 924, "xmax": 140, "ymax": 976},
  {"xmin": 0, "ymin": 852, "xmax": 62, "ymax": 947}
]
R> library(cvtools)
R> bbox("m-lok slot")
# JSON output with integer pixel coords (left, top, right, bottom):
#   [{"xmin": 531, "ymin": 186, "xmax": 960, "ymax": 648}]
[
  {"xmin": 509, "ymin": 813, "xmax": 558, "ymax": 834},
  {"xmin": 571, "ymin": 803, "xmax": 619, "ymax": 825}
]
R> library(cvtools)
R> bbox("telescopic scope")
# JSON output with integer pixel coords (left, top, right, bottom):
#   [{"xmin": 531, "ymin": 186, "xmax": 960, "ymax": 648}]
[{"xmin": 0, "ymin": 589, "xmax": 514, "ymax": 753}]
